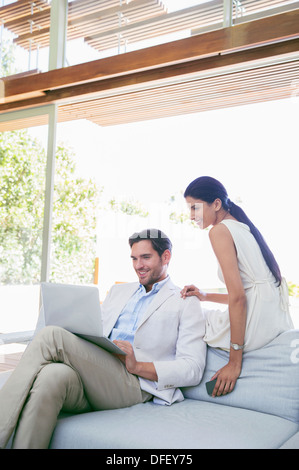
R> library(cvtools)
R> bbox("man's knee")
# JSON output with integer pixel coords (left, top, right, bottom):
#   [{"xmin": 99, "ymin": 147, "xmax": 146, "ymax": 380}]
[
  {"xmin": 34, "ymin": 363, "xmax": 76, "ymax": 391},
  {"xmin": 35, "ymin": 363, "xmax": 89, "ymax": 413},
  {"xmin": 34, "ymin": 325, "xmax": 65, "ymax": 342},
  {"xmin": 32, "ymin": 325, "xmax": 71, "ymax": 356}
]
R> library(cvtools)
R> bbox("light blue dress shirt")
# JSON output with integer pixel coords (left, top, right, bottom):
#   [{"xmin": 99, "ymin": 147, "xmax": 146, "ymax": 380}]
[{"xmin": 109, "ymin": 276, "xmax": 169, "ymax": 346}]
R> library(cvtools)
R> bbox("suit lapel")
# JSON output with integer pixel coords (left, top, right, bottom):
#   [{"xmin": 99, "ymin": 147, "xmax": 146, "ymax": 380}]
[
  {"xmin": 103, "ymin": 282, "xmax": 139, "ymax": 336},
  {"xmin": 137, "ymin": 278, "xmax": 177, "ymax": 330},
  {"xmin": 116, "ymin": 282, "xmax": 140, "ymax": 312}
]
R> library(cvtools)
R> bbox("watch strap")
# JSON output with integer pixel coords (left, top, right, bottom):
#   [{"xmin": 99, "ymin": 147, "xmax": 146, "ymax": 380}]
[{"xmin": 230, "ymin": 341, "xmax": 244, "ymax": 350}]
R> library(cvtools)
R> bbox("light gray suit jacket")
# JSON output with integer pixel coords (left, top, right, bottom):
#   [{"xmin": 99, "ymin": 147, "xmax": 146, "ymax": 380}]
[{"xmin": 101, "ymin": 278, "xmax": 206, "ymax": 404}]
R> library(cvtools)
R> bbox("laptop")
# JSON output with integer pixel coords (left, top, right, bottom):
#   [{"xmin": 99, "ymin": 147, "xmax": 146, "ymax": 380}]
[{"xmin": 41, "ymin": 282, "xmax": 126, "ymax": 355}]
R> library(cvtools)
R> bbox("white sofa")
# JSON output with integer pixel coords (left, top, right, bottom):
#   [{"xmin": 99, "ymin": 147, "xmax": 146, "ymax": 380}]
[
  {"xmin": 2, "ymin": 329, "xmax": 299, "ymax": 449},
  {"xmin": 50, "ymin": 328, "xmax": 299, "ymax": 449}
]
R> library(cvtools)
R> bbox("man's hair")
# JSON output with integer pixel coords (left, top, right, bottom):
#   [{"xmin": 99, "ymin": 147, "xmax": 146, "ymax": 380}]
[{"xmin": 128, "ymin": 229, "xmax": 172, "ymax": 257}]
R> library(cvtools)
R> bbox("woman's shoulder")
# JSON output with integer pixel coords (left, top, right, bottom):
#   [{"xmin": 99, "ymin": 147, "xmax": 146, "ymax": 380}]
[
  {"xmin": 211, "ymin": 219, "xmax": 250, "ymax": 238},
  {"xmin": 209, "ymin": 218, "xmax": 251, "ymax": 247},
  {"xmin": 220, "ymin": 218, "xmax": 250, "ymax": 231},
  {"xmin": 209, "ymin": 217, "xmax": 239, "ymax": 235},
  {"xmin": 209, "ymin": 220, "xmax": 235, "ymax": 244}
]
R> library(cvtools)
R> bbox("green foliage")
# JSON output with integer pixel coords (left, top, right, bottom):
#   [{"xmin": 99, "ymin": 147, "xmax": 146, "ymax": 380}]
[
  {"xmin": 288, "ymin": 282, "xmax": 299, "ymax": 298},
  {"xmin": 51, "ymin": 144, "xmax": 101, "ymax": 284},
  {"xmin": 0, "ymin": 130, "xmax": 101, "ymax": 285},
  {"xmin": 0, "ymin": 131, "xmax": 45, "ymax": 283},
  {"xmin": 108, "ymin": 197, "xmax": 149, "ymax": 217},
  {"xmin": 0, "ymin": 40, "xmax": 19, "ymax": 77},
  {"xmin": 168, "ymin": 192, "xmax": 198, "ymax": 228}
]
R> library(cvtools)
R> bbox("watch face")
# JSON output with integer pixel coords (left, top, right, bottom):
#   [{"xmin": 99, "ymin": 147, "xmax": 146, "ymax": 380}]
[{"xmin": 231, "ymin": 342, "xmax": 244, "ymax": 350}]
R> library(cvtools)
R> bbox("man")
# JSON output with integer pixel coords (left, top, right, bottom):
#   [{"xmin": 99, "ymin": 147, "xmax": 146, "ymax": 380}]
[{"xmin": 0, "ymin": 228, "xmax": 206, "ymax": 449}]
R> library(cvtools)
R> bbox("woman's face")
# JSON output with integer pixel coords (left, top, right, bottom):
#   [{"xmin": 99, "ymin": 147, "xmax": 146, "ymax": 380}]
[{"xmin": 185, "ymin": 196, "xmax": 220, "ymax": 229}]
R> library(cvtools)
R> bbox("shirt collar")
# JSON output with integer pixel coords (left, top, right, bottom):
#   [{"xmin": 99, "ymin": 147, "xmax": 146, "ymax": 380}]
[{"xmin": 138, "ymin": 275, "xmax": 169, "ymax": 295}]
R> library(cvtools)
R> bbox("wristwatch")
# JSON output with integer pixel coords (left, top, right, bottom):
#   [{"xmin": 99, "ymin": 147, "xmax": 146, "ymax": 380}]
[{"xmin": 230, "ymin": 341, "xmax": 244, "ymax": 351}]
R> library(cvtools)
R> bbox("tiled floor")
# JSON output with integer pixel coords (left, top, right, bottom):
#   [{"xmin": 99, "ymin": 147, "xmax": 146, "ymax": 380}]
[
  {"xmin": 0, "ymin": 344, "xmax": 26, "ymax": 373},
  {"xmin": 0, "ymin": 352, "xmax": 23, "ymax": 373}
]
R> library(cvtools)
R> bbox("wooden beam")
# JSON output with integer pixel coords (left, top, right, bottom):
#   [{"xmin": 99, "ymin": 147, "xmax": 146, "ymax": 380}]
[
  {"xmin": 2, "ymin": 9, "xmax": 299, "ymax": 103},
  {"xmin": 1, "ymin": 37, "xmax": 299, "ymax": 114}
]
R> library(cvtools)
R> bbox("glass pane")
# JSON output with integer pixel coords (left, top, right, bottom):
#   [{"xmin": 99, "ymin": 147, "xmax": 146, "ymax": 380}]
[
  {"xmin": 24, "ymin": 122, "xmax": 100, "ymax": 287},
  {"xmin": 2, "ymin": 0, "xmax": 296, "ymax": 75},
  {"xmin": 0, "ymin": 0, "xmax": 50, "ymax": 77},
  {"xmin": 48, "ymin": 133, "xmax": 100, "ymax": 285},
  {"xmin": 0, "ymin": 118, "xmax": 102, "ymax": 338},
  {"xmin": 65, "ymin": 0, "xmax": 222, "ymax": 66},
  {"xmin": 52, "ymin": 95, "xmax": 299, "ymax": 333},
  {"xmin": 233, "ymin": 0, "xmax": 298, "ymax": 22},
  {"xmin": 0, "ymin": 124, "xmax": 47, "ymax": 334},
  {"xmin": 51, "ymin": 120, "xmax": 204, "ymax": 299}
]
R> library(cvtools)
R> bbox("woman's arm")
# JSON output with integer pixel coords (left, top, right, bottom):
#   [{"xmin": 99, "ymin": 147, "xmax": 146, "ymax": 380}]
[
  {"xmin": 181, "ymin": 286, "xmax": 228, "ymax": 304},
  {"xmin": 208, "ymin": 223, "xmax": 247, "ymax": 396}
]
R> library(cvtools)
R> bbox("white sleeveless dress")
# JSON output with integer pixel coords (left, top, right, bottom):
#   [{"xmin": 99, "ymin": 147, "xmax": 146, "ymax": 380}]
[{"xmin": 204, "ymin": 219, "xmax": 293, "ymax": 352}]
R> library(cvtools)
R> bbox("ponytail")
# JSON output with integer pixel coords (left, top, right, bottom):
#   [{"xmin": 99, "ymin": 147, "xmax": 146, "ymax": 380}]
[{"xmin": 184, "ymin": 176, "xmax": 282, "ymax": 286}]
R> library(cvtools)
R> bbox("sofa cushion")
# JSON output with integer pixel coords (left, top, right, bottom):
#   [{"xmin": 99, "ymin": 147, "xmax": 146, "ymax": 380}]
[
  {"xmin": 182, "ymin": 329, "xmax": 299, "ymax": 424},
  {"xmin": 279, "ymin": 431, "xmax": 299, "ymax": 449},
  {"xmin": 50, "ymin": 399, "xmax": 299, "ymax": 449}
]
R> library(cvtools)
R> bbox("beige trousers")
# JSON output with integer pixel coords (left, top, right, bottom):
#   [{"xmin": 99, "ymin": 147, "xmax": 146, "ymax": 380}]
[{"xmin": 0, "ymin": 325, "xmax": 151, "ymax": 449}]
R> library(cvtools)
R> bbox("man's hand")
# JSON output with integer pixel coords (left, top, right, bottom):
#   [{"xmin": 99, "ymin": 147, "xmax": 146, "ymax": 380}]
[
  {"xmin": 113, "ymin": 340, "xmax": 138, "ymax": 375},
  {"xmin": 113, "ymin": 340, "xmax": 158, "ymax": 381}
]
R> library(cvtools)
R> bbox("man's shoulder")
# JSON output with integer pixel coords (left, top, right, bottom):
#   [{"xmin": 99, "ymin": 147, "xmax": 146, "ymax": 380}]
[
  {"xmin": 102, "ymin": 282, "xmax": 139, "ymax": 308},
  {"xmin": 109, "ymin": 282, "xmax": 139, "ymax": 294},
  {"xmin": 164, "ymin": 278, "xmax": 180, "ymax": 292},
  {"xmin": 163, "ymin": 279, "xmax": 201, "ymax": 307}
]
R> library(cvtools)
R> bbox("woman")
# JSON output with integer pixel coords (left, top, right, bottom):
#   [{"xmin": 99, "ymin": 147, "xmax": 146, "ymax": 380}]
[{"xmin": 181, "ymin": 176, "xmax": 293, "ymax": 397}]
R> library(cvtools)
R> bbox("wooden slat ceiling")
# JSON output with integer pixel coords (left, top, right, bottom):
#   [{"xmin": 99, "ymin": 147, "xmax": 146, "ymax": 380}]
[
  {"xmin": 2, "ymin": 0, "xmax": 297, "ymax": 52},
  {"xmin": 1, "ymin": 0, "xmax": 227, "ymax": 52},
  {"xmin": 0, "ymin": 5, "xmax": 299, "ymax": 131},
  {"xmin": 1, "ymin": 0, "xmax": 168, "ymax": 51},
  {"xmin": 83, "ymin": 1, "xmax": 223, "ymax": 52},
  {"xmin": 0, "ymin": 114, "xmax": 48, "ymax": 131},
  {"xmin": 1, "ymin": 52, "xmax": 298, "ymax": 131},
  {"xmin": 54, "ymin": 56, "xmax": 299, "ymax": 126}
]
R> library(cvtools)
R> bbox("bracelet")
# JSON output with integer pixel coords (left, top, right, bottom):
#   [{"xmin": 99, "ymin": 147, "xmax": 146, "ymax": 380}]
[{"xmin": 230, "ymin": 341, "xmax": 244, "ymax": 351}]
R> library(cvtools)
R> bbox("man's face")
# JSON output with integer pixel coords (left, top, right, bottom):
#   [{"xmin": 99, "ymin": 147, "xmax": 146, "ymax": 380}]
[{"xmin": 130, "ymin": 240, "xmax": 170, "ymax": 292}]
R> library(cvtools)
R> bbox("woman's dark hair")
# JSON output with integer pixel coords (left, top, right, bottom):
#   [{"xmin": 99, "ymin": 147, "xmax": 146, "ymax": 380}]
[
  {"xmin": 184, "ymin": 176, "xmax": 282, "ymax": 285},
  {"xmin": 129, "ymin": 228, "xmax": 172, "ymax": 257}
]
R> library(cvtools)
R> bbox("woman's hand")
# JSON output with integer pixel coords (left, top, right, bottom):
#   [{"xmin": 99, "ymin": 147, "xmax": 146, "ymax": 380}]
[
  {"xmin": 210, "ymin": 361, "xmax": 242, "ymax": 397},
  {"xmin": 180, "ymin": 285, "xmax": 207, "ymax": 300},
  {"xmin": 181, "ymin": 285, "xmax": 229, "ymax": 304}
]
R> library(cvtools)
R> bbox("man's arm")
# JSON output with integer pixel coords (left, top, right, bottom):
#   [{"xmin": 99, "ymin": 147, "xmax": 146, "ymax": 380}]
[
  {"xmin": 153, "ymin": 295, "xmax": 206, "ymax": 390},
  {"xmin": 111, "ymin": 286, "xmax": 206, "ymax": 390}
]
